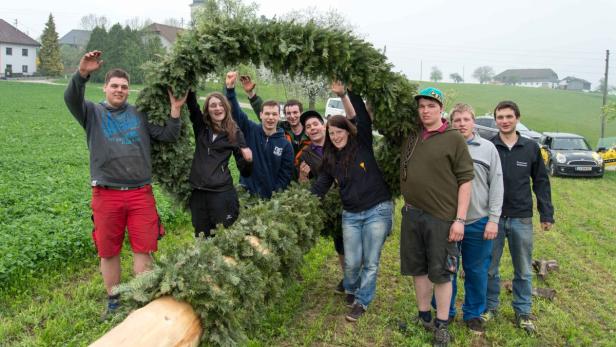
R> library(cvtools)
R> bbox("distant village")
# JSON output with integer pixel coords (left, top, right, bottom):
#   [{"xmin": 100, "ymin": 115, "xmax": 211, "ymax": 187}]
[{"xmin": 0, "ymin": 0, "xmax": 594, "ymax": 92}]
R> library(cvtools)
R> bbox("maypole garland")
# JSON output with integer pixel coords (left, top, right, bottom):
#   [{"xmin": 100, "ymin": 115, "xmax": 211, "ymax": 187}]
[{"xmin": 115, "ymin": 15, "xmax": 419, "ymax": 346}]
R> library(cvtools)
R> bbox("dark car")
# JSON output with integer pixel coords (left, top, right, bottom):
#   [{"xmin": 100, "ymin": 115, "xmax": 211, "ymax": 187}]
[
  {"xmin": 474, "ymin": 116, "xmax": 542, "ymax": 142},
  {"xmin": 540, "ymin": 132, "xmax": 604, "ymax": 178}
]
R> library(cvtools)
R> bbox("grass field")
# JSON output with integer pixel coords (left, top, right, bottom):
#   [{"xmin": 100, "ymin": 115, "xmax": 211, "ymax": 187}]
[{"xmin": 1, "ymin": 80, "xmax": 615, "ymax": 346}]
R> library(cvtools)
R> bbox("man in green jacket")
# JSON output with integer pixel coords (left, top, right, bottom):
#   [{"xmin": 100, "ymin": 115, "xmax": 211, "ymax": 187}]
[{"xmin": 399, "ymin": 87, "xmax": 474, "ymax": 346}]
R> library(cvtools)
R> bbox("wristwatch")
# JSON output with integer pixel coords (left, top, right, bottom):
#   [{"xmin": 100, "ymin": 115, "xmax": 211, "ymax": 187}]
[{"xmin": 453, "ymin": 217, "xmax": 466, "ymax": 224}]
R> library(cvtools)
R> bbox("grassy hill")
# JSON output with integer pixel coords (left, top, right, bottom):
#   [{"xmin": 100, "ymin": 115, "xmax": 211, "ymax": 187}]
[{"xmin": 418, "ymin": 81, "xmax": 616, "ymax": 146}]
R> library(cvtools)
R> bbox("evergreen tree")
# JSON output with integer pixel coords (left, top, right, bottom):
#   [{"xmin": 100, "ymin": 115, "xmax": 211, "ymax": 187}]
[{"xmin": 39, "ymin": 14, "xmax": 63, "ymax": 76}]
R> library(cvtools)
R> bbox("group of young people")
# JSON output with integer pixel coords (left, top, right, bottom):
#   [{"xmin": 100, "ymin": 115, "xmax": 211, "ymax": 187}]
[{"xmin": 65, "ymin": 50, "xmax": 553, "ymax": 346}]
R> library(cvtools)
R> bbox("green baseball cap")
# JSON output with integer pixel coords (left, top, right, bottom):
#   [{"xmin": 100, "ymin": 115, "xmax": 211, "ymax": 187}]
[{"xmin": 414, "ymin": 87, "xmax": 444, "ymax": 107}]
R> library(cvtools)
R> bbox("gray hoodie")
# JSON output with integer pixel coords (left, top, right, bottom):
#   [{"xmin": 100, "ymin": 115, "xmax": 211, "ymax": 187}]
[
  {"xmin": 466, "ymin": 133, "xmax": 504, "ymax": 224},
  {"xmin": 64, "ymin": 73, "xmax": 180, "ymax": 187}
]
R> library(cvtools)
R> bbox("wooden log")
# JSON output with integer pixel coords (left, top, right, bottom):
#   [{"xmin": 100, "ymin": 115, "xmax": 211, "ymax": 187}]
[{"xmin": 90, "ymin": 296, "xmax": 202, "ymax": 347}]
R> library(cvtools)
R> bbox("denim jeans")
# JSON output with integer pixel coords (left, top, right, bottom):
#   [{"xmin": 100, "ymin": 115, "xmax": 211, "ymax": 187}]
[
  {"xmin": 342, "ymin": 200, "xmax": 393, "ymax": 308},
  {"xmin": 431, "ymin": 218, "xmax": 492, "ymax": 320},
  {"xmin": 486, "ymin": 217, "xmax": 534, "ymax": 316}
]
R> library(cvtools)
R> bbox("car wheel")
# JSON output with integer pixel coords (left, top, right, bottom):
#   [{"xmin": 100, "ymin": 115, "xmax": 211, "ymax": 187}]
[{"xmin": 549, "ymin": 161, "xmax": 558, "ymax": 177}]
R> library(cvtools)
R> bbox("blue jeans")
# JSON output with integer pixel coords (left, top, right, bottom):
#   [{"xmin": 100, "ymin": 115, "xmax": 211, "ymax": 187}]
[
  {"xmin": 431, "ymin": 218, "xmax": 492, "ymax": 320},
  {"xmin": 342, "ymin": 200, "xmax": 393, "ymax": 308},
  {"xmin": 487, "ymin": 217, "xmax": 534, "ymax": 316}
]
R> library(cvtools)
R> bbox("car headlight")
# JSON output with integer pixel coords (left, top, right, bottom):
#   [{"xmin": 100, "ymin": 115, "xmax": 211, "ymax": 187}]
[
  {"xmin": 592, "ymin": 152, "xmax": 603, "ymax": 165},
  {"xmin": 555, "ymin": 153, "xmax": 567, "ymax": 164}
]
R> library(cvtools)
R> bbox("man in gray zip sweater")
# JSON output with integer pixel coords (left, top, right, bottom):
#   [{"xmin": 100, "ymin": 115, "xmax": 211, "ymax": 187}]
[
  {"xmin": 449, "ymin": 103, "xmax": 503, "ymax": 335},
  {"xmin": 64, "ymin": 50, "xmax": 182, "ymax": 317}
]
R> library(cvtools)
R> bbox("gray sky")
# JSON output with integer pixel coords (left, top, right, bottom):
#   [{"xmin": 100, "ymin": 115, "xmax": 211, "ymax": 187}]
[{"xmin": 2, "ymin": 0, "xmax": 615, "ymax": 86}]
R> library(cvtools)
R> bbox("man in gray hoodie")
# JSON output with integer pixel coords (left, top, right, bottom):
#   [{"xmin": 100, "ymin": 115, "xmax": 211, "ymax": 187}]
[
  {"xmin": 64, "ymin": 50, "xmax": 182, "ymax": 317},
  {"xmin": 449, "ymin": 103, "xmax": 503, "ymax": 334}
]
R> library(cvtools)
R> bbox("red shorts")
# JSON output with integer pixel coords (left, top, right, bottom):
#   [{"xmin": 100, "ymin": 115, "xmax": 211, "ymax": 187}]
[{"xmin": 91, "ymin": 185, "xmax": 164, "ymax": 258}]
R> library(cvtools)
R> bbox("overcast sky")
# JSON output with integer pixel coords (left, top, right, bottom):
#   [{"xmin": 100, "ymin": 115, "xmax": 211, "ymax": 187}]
[{"xmin": 2, "ymin": 0, "xmax": 615, "ymax": 86}]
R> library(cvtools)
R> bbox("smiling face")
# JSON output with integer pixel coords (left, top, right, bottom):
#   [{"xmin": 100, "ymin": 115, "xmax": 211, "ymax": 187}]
[
  {"xmin": 206, "ymin": 96, "xmax": 226, "ymax": 125},
  {"xmin": 304, "ymin": 117, "xmax": 325, "ymax": 144},
  {"xmin": 328, "ymin": 125, "xmax": 349, "ymax": 149},
  {"xmin": 417, "ymin": 97, "xmax": 443, "ymax": 129},
  {"xmin": 451, "ymin": 110, "xmax": 475, "ymax": 140},
  {"xmin": 495, "ymin": 107, "xmax": 519, "ymax": 135},
  {"xmin": 285, "ymin": 105, "xmax": 302, "ymax": 127},
  {"xmin": 260, "ymin": 105, "xmax": 280, "ymax": 133},
  {"xmin": 103, "ymin": 77, "xmax": 129, "ymax": 108}
]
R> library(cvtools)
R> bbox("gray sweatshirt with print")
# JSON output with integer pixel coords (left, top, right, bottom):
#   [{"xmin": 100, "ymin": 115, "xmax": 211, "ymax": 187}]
[
  {"xmin": 466, "ymin": 133, "xmax": 504, "ymax": 224},
  {"xmin": 64, "ymin": 73, "xmax": 181, "ymax": 187}
]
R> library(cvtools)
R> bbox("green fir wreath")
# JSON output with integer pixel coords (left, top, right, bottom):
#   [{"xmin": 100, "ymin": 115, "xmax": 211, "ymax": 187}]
[{"xmin": 116, "ymin": 15, "xmax": 419, "ymax": 346}]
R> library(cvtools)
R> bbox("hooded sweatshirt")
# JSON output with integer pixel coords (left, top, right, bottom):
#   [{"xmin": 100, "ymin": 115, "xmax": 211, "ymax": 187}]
[
  {"xmin": 225, "ymin": 88, "xmax": 294, "ymax": 199},
  {"xmin": 64, "ymin": 72, "xmax": 181, "ymax": 187}
]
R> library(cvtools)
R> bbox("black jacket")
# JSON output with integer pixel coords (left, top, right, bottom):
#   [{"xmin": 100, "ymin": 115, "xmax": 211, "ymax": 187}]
[
  {"xmin": 491, "ymin": 133, "xmax": 554, "ymax": 223},
  {"xmin": 311, "ymin": 91, "xmax": 391, "ymax": 212},
  {"xmin": 187, "ymin": 91, "xmax": 252, "ymax": 192}
]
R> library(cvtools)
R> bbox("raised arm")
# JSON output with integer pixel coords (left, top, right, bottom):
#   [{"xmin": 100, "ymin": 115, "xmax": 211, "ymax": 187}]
[
  {"xmin": 64, "ymin": 50, "xmax": 104, "ymax": 128},
  {"xmin": 225, "ymin": 71, "xmax": 253, "ymax": 134},
  {"xmin": 240, "ymin": 75, "xmax": 263, "ymax": 116},
  {"xmin": 185, "ymin": 90, "xmax": 205, "ymax": 136}
]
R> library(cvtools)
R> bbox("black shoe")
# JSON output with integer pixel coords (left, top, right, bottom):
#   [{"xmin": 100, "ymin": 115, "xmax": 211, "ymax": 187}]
[
  {"xmin": 345, "ymin": 303, "xmax": 365, "ymax": 322},
  {"xmin": 345, "ymin": 293, "xmax": 355, "ymax": 308},
  {"xmin": 335, "ymin": 279, "xmax": 345, "ymax": 294},
  {"xmin": 433, "ymin": 325, "xmax": 451, "ymax": 347},
  {"xmin": 465, "ymin": 318, "xmax": 485, "ymax": 335}
]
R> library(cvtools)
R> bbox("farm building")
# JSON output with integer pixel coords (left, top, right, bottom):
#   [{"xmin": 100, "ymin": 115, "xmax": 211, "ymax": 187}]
[
  {"xmin": 0, "ymin": 18, "xmax": 40, "ymax": 77},
  {"xmin": 558, "ymin": 76, "xmax": 591, "ymax": 92},
  {"xmin": 494, "ymin": 68, "xmax": 559, "ymax": 88}
]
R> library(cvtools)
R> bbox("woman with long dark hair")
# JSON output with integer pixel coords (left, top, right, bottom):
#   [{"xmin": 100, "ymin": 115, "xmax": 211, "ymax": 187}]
[
  {"xmin": 169, "ymin": 90, "xmax": 253, "ymax": 238},
  {"xmin": 311, "ymin": 82, "xmax": 393, "ymax": 322}
]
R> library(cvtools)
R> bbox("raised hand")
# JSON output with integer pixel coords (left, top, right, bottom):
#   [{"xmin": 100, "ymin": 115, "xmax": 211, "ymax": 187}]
[
  {"xmin": 168, "ymin": 88, "xmax": 188, "ymax": 118},
  {"xmin": 226, "ymin": 71, "xmax": 238, "ymax": 89},
  {"xmin": 79, "ymin": 50, "xmax": 103, "ymax": 78},
  {"xmin": 331, "ymin": 80, "xmax": 346, "ymax": 97},
  {"xmin": 239, "ymin": 75, "xmax": 256, "ymax": 95}
]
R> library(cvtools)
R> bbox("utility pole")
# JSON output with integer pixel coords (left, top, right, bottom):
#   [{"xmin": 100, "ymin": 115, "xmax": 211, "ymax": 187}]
[
  {"xmin": 601, "ymin": 50, "xmax": 609, "ymax": 139},
  {"xmin": 420, "ymin": 60, "xmax": 423, "ymax": 81},
  {"xmin": 463, "ymin": 65, "xmax": 465, "ymax": 83}
]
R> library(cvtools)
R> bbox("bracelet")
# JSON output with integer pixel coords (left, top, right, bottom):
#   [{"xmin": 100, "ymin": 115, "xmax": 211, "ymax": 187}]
[{"xmin": 453, "ymin": 217, "xmax": 466, "ymax": 224}]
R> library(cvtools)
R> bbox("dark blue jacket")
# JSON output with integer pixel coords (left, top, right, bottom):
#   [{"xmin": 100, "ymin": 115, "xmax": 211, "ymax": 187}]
[
  {"xmin": 491, "ymin": 133, "xmax": 555, "ymax": 223},
  {"xmin": 226, "ymin": 88, "xmax": 294, "ymax": 199}
]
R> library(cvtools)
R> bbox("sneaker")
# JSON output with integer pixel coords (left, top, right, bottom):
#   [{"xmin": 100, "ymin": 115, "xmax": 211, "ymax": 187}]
[
  {"xmin": 433, "ymin": 325, "xmax": 451, "ymax": 347},
  {"xmin": 99, "ymin": 297, "xmax": 120, "ymax": 321},
  {"xmin": 516, "ymin": 314, "xmax": 537, "ymax": 334},
  {"xmin": 345, "ymin": 293, "xmax": 355, "ymax": 308},
  {"xmin": 465, "ymin": 318, "xmax": 485, "ymax": 335},
  {"xmin": 335, "ymin": 279, "xmax": 345, "ymax": 294},
  {"xmin": 417, "ymin": 315, "xmax": 435, "ymax": 331},
  {"xmin": 345, "ymin": 303, "xmax": 365, "ymax": 322},
  {"xmin": 480, "ymin": 309, "xmax": 496, "ymax": 323}
]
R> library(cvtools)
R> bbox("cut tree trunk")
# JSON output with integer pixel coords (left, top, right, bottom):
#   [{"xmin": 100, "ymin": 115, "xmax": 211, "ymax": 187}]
[{"xmin": 90, "ymin": 296, "xmax": 202, "ymax": 347}]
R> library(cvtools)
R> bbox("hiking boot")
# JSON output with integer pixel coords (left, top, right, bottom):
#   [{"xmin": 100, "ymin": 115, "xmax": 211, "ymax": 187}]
[
  {"xmin": 433, "ymin": 325, "xmax": 451, "ymax": 347},
  {"xmin": 417, "ymin": 315, "xmax": 435, "ymax": 331},
  {"xmin": 516, "ymin": 314, "xmax": 537, "ymax": 334},
  {"xmin": 345, "ymin": 303, "xmax": 365, "ymax": 322},
  {"xmin": 480, "ymin": 309, "xmax": 496, "ymax": 323},
  {"xmin": 335, "ymin": 279, "xmax": 345, "ymax": 294},
  {"xmin": 345, "ymin": 293, "xmax": 355, "ymax": 308},
  {"xmin": 465, "ymin": 318, "xmax": 485, "ymax": 335}
]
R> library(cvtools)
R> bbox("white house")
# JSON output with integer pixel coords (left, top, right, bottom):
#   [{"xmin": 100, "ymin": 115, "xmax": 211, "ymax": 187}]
[
  {"xmin": 0, "ymin": 18, "xmax": 40, "ymax": 77},
  {"xmin": 144, "ymin": 23, "xmax": 183, "ymax": 51},
  {"xmin": 494, "ymin": 68, "xmax": 559, "ymax": 88}
]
